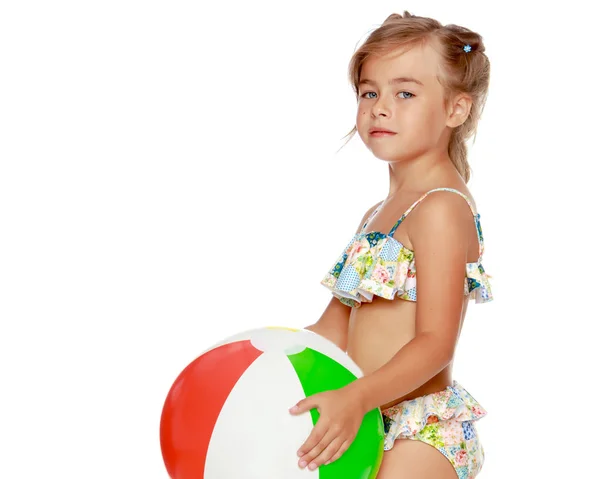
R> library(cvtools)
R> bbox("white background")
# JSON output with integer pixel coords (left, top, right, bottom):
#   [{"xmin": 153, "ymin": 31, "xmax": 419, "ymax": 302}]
[{"xmin": 1, "ymin": 1, "xmax": 598, "ymax": 477}]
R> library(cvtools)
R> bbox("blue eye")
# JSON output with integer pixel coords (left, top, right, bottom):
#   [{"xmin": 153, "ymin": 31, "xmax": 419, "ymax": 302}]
[
  {"xmin": 361, "ymin": 92, "xmax": 377, "ymax": 99},
  {"xmin": 359, "ymin": 91, "xmax": 415, "ymax": 99}
]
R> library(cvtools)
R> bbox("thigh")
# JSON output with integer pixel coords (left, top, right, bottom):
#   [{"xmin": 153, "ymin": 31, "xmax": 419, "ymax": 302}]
[{"xmin": 376, "ymin": 438, "xmax": 458, "ymax": 479}]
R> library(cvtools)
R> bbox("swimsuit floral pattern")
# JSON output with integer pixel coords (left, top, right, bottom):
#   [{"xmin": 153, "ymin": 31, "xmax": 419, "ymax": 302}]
[
  {"xmin": 321, "ymin": 188, "xmax": 493, "ymax": 308},
  {"xmin": 381, "ymin": 381, "xmax": 487, "ymax": 479}
]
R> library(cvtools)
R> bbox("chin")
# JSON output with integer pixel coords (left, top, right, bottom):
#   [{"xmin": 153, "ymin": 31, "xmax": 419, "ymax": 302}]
[
  {"xmin": 367, "ymin": 144, "xmax": 405, "ymax": 163},
  {"xmin": 372, "ymin": 153, "xmax": 403, "ymax": 163}
]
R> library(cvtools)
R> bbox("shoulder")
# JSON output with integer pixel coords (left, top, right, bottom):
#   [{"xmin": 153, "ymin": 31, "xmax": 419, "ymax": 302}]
[{"xmin": 407, "ymin": 189, "xmax": 475, "ymax": 248}]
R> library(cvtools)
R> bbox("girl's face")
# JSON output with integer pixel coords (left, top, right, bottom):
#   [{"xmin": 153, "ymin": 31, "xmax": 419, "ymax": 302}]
[{"xmin": 356, "ymin": 43, "xmax": 452, "ymax": 163}]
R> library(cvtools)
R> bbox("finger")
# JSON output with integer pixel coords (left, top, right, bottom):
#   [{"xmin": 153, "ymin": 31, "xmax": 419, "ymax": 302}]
[
  {"xmin": 298, "ymin": 425, "xmax": 339, "ymax": 467},
  {"xmin": 324, "ymin": 439, "xmax": 352, "ymax": 465},
  {"xmin": 297, "ymin": 420, "xmax": 329, "ymax": 458},
  {"xmin": 289, "ymin": 394, "xmax": 320, "ymax": 415},
  {"xmin": 306, "ymin": 436, "xmax": 344, "ymax": 470}
]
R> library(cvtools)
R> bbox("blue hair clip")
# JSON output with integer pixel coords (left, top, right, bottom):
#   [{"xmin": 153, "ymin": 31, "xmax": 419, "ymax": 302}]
[{"xmin": 463, "ymin": 44, "xmax": 472, "ymax": 53}]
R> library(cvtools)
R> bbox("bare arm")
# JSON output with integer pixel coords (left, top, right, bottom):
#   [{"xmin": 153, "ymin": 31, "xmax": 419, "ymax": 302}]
[
  {"xmin": 305, "ymin": 201, "xmax": 382, "ymax": 351},
  {"xmin": 348, "ymin": 193, "xmax": 474, "ymax": 410}
]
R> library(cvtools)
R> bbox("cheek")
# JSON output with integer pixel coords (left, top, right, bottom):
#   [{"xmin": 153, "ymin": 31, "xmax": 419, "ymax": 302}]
[
  {"xmin": 356, "ymin": 106, "xmax": 368, "ymax": 128},
  {"xmin": 424, "ymin": 101, "xmax": 447, "ymax": 128},
  {"xmin": 408, "ymin": 104, "xmax": 443, "ymax": 133}
]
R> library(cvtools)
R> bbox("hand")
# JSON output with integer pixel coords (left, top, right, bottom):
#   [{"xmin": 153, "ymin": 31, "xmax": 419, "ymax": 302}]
[{"xmin": 288, "ymin": 384, "xmax": 367, "ymax": 470}]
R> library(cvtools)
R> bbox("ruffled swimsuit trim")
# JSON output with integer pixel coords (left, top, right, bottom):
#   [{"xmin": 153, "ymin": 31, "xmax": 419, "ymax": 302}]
[
  {"xmin": 380, "ymin": 381, "xmax": 487, "ymax": 451},
  {"xmin": 321, "ymin": 188, "xmax": 494, "ymax": 308}
]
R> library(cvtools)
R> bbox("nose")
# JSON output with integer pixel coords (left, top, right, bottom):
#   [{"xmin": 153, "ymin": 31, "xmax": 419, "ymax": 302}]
[{"xmin": 371, "ymin": 95, "xmax": 392, "ymax": 118}]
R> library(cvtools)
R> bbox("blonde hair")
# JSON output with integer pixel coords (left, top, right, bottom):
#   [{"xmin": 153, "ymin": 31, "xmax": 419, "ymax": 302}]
[{"xmin": 343, "ymin": 11, "xmax": 491, "ymax": 183}]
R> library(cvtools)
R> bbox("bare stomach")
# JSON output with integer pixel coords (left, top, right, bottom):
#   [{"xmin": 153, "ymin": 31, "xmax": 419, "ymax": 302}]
[{"xmin": 346, "ymin": 295, "xmax": 469, "ymax": 410}]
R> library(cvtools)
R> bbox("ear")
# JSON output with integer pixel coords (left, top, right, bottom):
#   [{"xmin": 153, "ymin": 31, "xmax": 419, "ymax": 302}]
[{"xmin": 445, "ymin": 93, "xmax": 472, "ymax": 128}]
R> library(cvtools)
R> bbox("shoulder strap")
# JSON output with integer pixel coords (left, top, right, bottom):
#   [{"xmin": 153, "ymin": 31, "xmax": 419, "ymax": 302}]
[
  {"xmin": 388, "ymin": 188, "xmax": 484, "ymax": 260},
  {"xmin": 360, "ymin": 201, "xmax": 384, "ymax": 232}
]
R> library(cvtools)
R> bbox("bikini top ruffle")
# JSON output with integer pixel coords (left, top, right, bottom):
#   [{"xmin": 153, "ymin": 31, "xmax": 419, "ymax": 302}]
[{"xmin": 320, "ymin": 188, "xmax": 493, "ymax": 308}]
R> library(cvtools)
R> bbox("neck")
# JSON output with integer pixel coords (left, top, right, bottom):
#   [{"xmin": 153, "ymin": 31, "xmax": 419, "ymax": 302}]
[{"xmin": 386, "ymin": 149, "xmax": 455, "ymax": 198}]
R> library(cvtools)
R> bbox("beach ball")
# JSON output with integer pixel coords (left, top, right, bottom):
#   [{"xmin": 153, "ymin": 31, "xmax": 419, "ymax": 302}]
[{"xmin": 160, "ymin": 326, "xmax": 384, "ymax": 479}]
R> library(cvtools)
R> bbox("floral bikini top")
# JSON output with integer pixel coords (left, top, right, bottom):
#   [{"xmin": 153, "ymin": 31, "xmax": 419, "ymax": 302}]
[{"xmin": 321, "ymin": 188, "xmax": 493, "ymax": 308}]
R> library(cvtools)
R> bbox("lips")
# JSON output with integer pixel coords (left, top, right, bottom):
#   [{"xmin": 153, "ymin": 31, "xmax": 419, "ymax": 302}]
[
  {"xmin": 369, "ymin": 127, "xmax": 396, "ymax": 135},
  {"xmin": 369, "ymin": 130, "xmax": 396, "ymax": 137}
]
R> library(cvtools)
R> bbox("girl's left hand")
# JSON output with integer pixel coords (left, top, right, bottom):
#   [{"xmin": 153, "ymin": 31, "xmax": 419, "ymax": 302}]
[{"xmin": 288, "ymin": 384, "xmax": 367, "ymax": 470}]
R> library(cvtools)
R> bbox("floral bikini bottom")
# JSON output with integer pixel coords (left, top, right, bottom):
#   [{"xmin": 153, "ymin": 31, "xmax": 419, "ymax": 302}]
[{"xmin": 380, "ymin": 381, "xmax": 487, "ymax": 479}]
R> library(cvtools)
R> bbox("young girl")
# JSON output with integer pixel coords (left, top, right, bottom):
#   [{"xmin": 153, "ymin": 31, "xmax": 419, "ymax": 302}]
[{"xmin": 289, "ymin": 11, "xmax": 493, "ymax": 479}]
